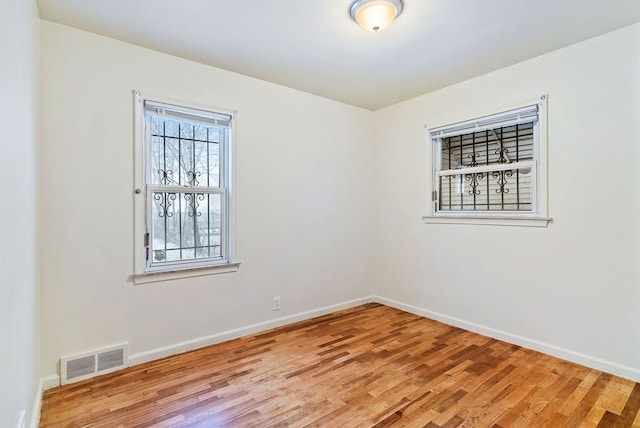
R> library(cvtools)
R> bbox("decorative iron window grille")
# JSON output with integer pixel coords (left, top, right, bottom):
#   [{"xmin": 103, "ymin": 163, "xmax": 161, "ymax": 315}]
[
  {"xmin": 143, "ymin": 100, "xmax": 232, "ymax": 270},
  {"xmin": 429, "ymin": 101, "xmax": 545, "ymax": 217}
]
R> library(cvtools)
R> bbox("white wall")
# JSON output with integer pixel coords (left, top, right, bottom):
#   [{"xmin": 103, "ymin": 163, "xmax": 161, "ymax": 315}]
[
  {"xmin": 0, "ymin": 0, "xmax": 40, "ymax": 426},
  {"xmin": 39, "ymin": 19, "xmax": 640, "ymax": 387},
  {"xmin": 39, "ymin": 21, "xmax": 374, "ymax": 382},
  {"xmin": 372, "ymin": 24, "xmax": 640, "ymax": 380}
]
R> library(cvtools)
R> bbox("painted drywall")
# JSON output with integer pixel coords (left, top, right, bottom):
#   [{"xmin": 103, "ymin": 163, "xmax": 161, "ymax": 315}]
[
  {"xmin": 371, "ymin": 24, "xmax": 640, "ymax": 379},
  {"xmin": 39, "ymin": 21, "xmax": 374, "ymax": 382},
  {"xmin": 0, "ymin": 0, "xmax": 40, "ymax": 426},
  {"xmin": 39, "ymin": 17, "xmax": 640, "ymax": 387}
]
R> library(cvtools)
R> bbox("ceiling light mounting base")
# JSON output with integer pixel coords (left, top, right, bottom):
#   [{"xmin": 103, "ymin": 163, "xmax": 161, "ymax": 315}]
[{"xmin": 350, "ymin": 0, "xmax": 404, "ymax": 33}]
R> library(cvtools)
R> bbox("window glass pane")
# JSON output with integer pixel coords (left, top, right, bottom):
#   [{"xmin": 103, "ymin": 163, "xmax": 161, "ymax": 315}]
[
  {"xmin": 150, "ymin": 115, "xmax": 160, "ymax": 136},
  {"xmin": 208, "ymin": 140, "xmax": 220, "ymax": 187},
  {"xmin": 151, "ymin": 192, "xmax": 179, "ymax": 263},
  {"xmin": 165, "ymin": 249, "xmax": 182, "ymax": 262},
  {"xmin": 180, "ymin": 137, "xmax": 194, "ymax": 186},
  {"xmin": 164, "ymin": 138, "xmax": 181, "ymax": 185},
  {"xmin": 439, "ymin": 167, "xmax": 532, "ymax": 212},
  {"xmin": 193, "ymin": 124, "xmax": 207, "ymax": 142},
  {"xmin": 149, "ymin": 115, "xmax": 224, "ymax": 188},
  {"xmin": 143, "ymin": 100, "xmax": 229, "ymax": 271},
  {"xmin": 180, "ymin": 194, "xmax": 196, "ymax": 258},
  {"xmin": 179, "ymin": 122, "xmax": 193, "ymax": 139},
  {"xmin": 151, "ymin": 192, "xmax": 222, "ymax": 263},
  {"xmin": 151, "ymin": 135, "xmax": 165, "ymax": 185},
  {"xmin": 163, "ymin": 119, "xmax": 180, "ymax": 138},
  {"xmin": 207, "ymin": 194, "xmax": 222, "ymax": 258},
  {"xmin": 440, "ymin": 123, "xmax": 534, "ymax": 170}
]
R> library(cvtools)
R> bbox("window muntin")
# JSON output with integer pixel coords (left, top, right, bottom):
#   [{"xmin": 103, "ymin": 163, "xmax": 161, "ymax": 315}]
[
  {"xmin": 429, "ymin": 100, "xmax": 547, "ymax": 220},
  {"xmin": 143, "ymin": 100, "xmax": 231, "ymax": 271}
]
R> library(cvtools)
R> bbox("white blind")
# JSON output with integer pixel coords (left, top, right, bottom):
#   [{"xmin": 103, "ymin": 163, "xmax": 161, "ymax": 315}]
[
  {"xmin": 430, "ymin": 104, "xmax": 538, "ymax": 139},
  {"xmin": 144, "ymin": 100, "xmax": 231, "ymax": 128}
]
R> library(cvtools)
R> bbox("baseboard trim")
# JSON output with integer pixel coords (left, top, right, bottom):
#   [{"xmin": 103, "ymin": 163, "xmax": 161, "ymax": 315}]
[
  {"xmin": 40, "ymin": 297, "xmax": 374, "ymax": 389},
  {"xmin": 128, "ymin": 296, "xmax": 374, "ymax": 367},
  {"xmin": 41, "ymin": 375, "xmax": 60, "ymax": 391},
  {"xmin": 371, "ymin": 295, "xmax": 640, "ymax": 383},
  {"xmin": 29, "ymin": 378, "xmax": 43, "ymax": 428},
  {"xmin": 41, "ymin": 294, "xmax": 639, "ymax": 392}
]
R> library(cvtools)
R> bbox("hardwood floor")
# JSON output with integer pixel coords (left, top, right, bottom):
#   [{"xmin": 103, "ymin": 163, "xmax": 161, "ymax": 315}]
[{"xmin": 40, "ymin": 303, "xmax": 640, "ymax": 427}]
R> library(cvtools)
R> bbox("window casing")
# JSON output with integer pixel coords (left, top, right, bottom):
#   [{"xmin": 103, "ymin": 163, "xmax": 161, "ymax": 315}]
[
  {"xmin": 134, "ymin": 92, "xmax": 237, "ymax": 279},
  {"xmin": 425, "ymin": 96, "xmax": 550, "ymax": 227}
]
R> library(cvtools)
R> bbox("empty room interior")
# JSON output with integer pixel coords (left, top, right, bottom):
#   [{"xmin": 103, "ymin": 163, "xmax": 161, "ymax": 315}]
[{"xmin": 2, "ymin": 0, "xmax": 640, "ymax": 426}]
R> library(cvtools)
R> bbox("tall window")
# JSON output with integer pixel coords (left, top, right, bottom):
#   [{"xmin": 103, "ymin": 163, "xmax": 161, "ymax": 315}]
[
  {"xmin": 425, "ymin": 96, "xmax": 549, "ymax": 226},
  {"xmin": 134, "ymin": 93, "xmax": 235, "ymax": 277}
]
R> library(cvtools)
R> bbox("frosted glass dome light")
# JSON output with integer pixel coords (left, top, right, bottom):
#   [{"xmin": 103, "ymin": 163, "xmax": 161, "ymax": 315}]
[{"xmin": 350, "ymin": 0, "xmax": 404, "ymax": 32}]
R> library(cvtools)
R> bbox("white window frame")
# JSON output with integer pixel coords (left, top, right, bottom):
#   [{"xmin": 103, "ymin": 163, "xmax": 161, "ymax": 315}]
[
  {"xmin": 132, "ymin": 91, "xmax": 239, "ymax": 283},
  {"xmin": 423, "ymin": 95, "xmax": 551, "ymax": 227}
]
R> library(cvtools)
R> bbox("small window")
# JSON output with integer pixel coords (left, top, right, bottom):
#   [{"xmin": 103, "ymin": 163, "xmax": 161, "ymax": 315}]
[
  {"xmin": 425, "ymin": 96, "xmax": 550, "ymax": 227},
  {"xmin": 133, "ymin": 92, "xmax": 237, "ymax": 279}
]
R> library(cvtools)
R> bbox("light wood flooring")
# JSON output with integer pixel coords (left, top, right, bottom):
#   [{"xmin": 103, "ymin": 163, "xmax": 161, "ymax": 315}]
[{"xmin": 40, "ymin": 303, "xmax": 640, "ymax": 427}]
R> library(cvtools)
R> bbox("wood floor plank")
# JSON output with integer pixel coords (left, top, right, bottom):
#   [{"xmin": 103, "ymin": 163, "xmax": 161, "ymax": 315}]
[{"xmin": 40, "ymin": 303, "xmax": 640, "ymax": 427}]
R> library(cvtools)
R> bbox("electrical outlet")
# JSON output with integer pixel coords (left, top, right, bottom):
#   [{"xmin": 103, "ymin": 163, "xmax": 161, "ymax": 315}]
[{"xmin": 272, "ymin": 296, "xmax": 281, "ymax": 311}]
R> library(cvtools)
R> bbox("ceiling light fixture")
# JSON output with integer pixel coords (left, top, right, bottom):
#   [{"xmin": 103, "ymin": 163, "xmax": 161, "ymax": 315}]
[{"xmin": 350, "ymin": 0, "xmax": 404, "ymax": 33}]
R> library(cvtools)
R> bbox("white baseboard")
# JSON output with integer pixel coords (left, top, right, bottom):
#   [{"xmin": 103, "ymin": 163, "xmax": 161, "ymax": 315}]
[
  {"xmin": 128, "ymin": 296, "xmax": 374, "ymax": 367},
  {"xmin": 39, "ymin": 293, "xmax": 639, "ymax": 397},
  {"xmin": 371, "ymin": 295, "xmax": 640, "ymax": 383},
  {"xmin": 29, "ymin": 378, "xmax": 43, "ymax": 428},
  {"xmin": 41, "ymin": 375, "xmax": 60, "ymax": 391},
  {"xmin": 39, "ymin": 297, "xmax": 374, "ymax": 389}
]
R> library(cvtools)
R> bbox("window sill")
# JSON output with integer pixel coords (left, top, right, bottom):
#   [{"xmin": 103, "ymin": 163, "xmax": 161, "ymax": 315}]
[
  {"xmin": 422, "ymin": 215, "xmax": 552, "ymax": 227},
  {"xmin": 132, "ymin": 262, "xmax": 241, "ymax": 285}
]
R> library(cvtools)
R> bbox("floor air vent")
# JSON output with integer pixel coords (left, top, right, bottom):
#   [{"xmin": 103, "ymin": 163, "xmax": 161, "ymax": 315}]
[{"xmin": 61, "ymin": 343, "xmax": 128, "ymax": 384}]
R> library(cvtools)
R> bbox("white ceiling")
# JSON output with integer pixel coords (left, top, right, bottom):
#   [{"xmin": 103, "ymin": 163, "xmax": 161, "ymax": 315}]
[{"xmin": 37, "ymin": 0, "xmax": 640, "ymax": 110}]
